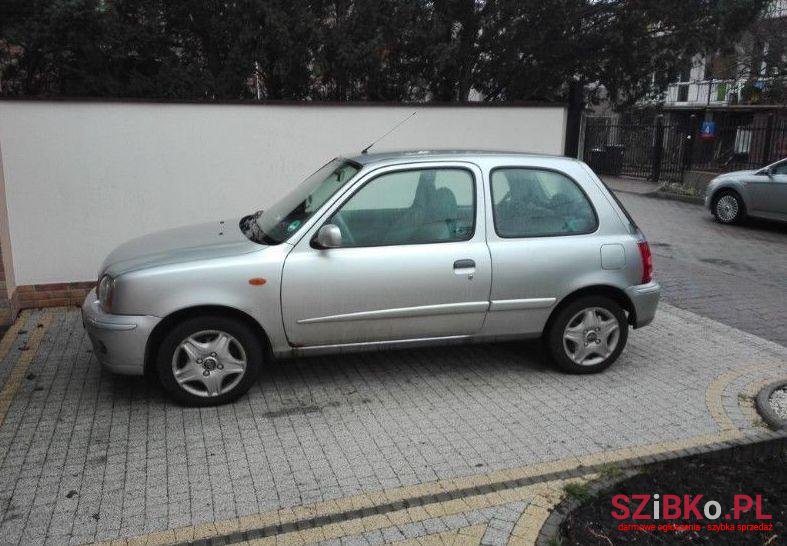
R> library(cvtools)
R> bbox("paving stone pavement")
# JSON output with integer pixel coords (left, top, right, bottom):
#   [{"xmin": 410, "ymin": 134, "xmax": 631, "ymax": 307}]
[
  {"xmin": 612, "ymin": 191, "xmax": 787, "ymax": 346},
  {"xmin": 600, "ymin": 175, "xmax": 658, "ymax": 195},
  {"xmin": 0, "ymin": 302, "xmax": 784, "ymax": 545},
  {"xmin": 312, "ymin": 501, "xmax": 527, "ymax": 546}
]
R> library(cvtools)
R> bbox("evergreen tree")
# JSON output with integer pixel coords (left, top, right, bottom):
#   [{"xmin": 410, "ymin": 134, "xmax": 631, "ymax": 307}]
[{"xmin": 0, "ymin": 0, "xmax": 771, "ymax": 105}]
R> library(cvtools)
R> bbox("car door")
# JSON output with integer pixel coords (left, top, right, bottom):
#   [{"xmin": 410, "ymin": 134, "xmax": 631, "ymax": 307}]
[
  {"xmin": 754, "ymin": 160, "xmax": 787, "ymax": 218},
  {"xmin": 746, "ymin": 160, "xmax": 787, "ymax": 217},
  {"xmin": 772, "ymin": 165, "xmax": 787, "ymax": 219},
  {"xmin": 280, "ymin": 162, "xmax": 491, "ymax": 347}
]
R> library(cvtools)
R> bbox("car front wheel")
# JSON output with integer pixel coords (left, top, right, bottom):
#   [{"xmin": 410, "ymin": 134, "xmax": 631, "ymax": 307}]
[
  {"xmin": 545, "ymin": 296, "xmax": 628, "ymax": 374},
  {"xmin": 712, "ymin": 190, "xmax": 745, "ymax": 224},
  {"xmin": 156, "ymin": 315, "xmax": 262, "ymax": 406}
]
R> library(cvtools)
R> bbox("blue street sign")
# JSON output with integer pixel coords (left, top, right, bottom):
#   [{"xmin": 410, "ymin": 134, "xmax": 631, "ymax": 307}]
[{"xmin": 700, "ymin": 120, "xmax": 716, "ymax": 140}]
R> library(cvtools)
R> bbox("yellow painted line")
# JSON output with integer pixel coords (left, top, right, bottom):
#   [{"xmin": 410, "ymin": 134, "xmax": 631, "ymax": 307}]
[
  {"xmin": 739, "ymin": 375, "xmax": 787, "ymax": 429},
  {"xmin": 507, "ymin": 478, "xmax": 590, "ymax": 546},
  {"xmin": 509, "ymin": 501, "xmax": 555, "ymax": 546},
  {"xmin": 0, "ymin": 309, "xmax": 30, "ymax": 363},
  {"xmin": 391, "ymin": 523, "xmax": 487, "ymax": 546},
  {"xmin": 89, "ymin": 362, "xmax": 787, "ymax": 546},
  {"xmin": 0, "ymin": 310, "xmax": 51, "ymax": 427},
  {"xmin": 519, "ymin": 366, "xmax": 787, "ymax": 546},
  {"xmin": 238, "ymin": 483, "xmax": 551, "ymax": 546},
  {"xmin": 705, "ymin": 365, "xmax": 764, "ymax": 431},
  {"xmin": 94, "ymin": 429, "xmax": 757, "ymax": 546},
  {"xmin": 95, "ymin": 482, "xmax": 542, "ymax": 546},
  {"xmin": 705, "ymin": 363, "xmax": 787, "ymax": 431}
]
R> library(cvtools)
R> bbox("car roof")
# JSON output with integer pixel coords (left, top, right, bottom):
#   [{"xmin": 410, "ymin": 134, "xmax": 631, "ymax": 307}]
[{"xmin": 344, "ymin": 149, "xmax": 577, "ymax": 167}]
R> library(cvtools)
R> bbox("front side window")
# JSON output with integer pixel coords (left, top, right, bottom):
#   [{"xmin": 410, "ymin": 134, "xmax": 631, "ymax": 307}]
[
  {"xmin": 243, "ymin": 159, "xmax": 360, "ymax": 244},
  {"xmin": 491, "ymin": 168, "xmax": 597, "ymax": 238},
  {"xmin": 329, "ymin": 168, "xmax": 475, "ymax": 247},
  {"xmin": 771, "ymin": 160, "xmax": 787, "ymax": 175}
]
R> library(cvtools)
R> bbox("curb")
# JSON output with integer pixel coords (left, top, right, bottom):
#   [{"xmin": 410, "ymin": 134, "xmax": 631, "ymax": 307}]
[
  {"xmin": 535, "ymin": 434, "xmax": 787, "ymax": 546},
  {"xmin": 534, "ymin": 469, "xmax": 638, "ymax": 546},
  {"xmin": 607, "ymin": 185, "xmax": 705, "ymax": 205},
  {"xmin": 652, "ymin": 191, "xmax": 705, "ymax": 205},
  {"xmin": 756, "ymin": 381, "xmax": 787, "ymax": 430},
  {"xmin": 603, "ymin": 186, "xmax": 660, "ymax": 198}
]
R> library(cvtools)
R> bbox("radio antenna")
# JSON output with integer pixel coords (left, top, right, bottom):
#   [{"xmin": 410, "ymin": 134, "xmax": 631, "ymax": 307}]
[{"xmin": 361, "ymin": 111, "xmax": 417, "ymax": 154}]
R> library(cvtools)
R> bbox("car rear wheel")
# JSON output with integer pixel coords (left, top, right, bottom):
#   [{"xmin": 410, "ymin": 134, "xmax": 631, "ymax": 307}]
[
  {"xmin": 156, "ymin": 315, "xmax": 262, "ymax": 406},
  {"xmin": 712, "ymin": 190, "xmax": 745, "ymax": 224},
  {"xmin": 545, "ymin": 296, "xmax": 628, "ymax": 374}
]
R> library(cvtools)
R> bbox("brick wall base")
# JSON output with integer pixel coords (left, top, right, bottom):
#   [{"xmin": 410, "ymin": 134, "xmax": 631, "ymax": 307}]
[
  {"xmin": 0, "ymin": 293, "xmax": 11, "ymax": 325},
  {"xmin": 0, "ymin": 279, "xmax": 94, "ymax": 326},
  {"xmin": 0, "ymin": 247, "xmax": 11, "ymax": 325},
  {"xmin": 14, "ymin": 281, "xmax": 95, "ymax": 311}
]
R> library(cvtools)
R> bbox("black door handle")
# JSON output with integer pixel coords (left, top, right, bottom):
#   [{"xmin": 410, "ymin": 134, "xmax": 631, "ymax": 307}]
[{"xmin": 453, "ymin": 259, "xmax": 475, "ymax": 269}]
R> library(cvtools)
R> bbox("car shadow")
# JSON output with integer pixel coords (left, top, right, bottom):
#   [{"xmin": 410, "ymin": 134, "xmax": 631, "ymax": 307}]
[
  {"xmin": 261, "ymin": 339, "xmax": 554, "ymax": 384},
  {"xmin": 99, "ymin": 339, "xmax": 556, "ymax": 408},
  {"xmin": 701, "ymin": 213, "xmax": 787, "ymax": 235},
  {"xmin": 742, "ymin": 216, "xmax": 787, "ymax": 234}
]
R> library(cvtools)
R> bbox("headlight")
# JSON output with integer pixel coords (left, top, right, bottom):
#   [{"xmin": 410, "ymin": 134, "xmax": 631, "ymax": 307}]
[{"xmin": 97, "ymin": 275, "xmax": 115, "ymax": 313}]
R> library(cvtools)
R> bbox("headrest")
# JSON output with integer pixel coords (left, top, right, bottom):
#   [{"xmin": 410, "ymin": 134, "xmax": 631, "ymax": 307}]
[{"xmin": 433, "ymin": 187, "xmax": 458, "ymax": 218}]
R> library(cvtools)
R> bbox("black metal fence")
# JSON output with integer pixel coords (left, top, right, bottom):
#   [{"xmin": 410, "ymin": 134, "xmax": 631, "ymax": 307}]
[
  {"xmin": 582, "ymin": 113, "xmax": 787, "ymax": 184},
  {"xmin": 582, "ymin": 117, "xmax": 686, "ymax": 183},
  {"xmin": 688, "ymin": 116, "xmax": 787, "ymax": 172}
]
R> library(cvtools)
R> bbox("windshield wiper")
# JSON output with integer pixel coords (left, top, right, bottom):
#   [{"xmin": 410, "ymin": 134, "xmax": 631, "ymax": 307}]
[
  {"xmin": 240, "ymin": 210, "xmax": 265, "ymax": 243},
  {"xmin": 240, "ymin": 210, "xmax": 283, "ymax": 245}
]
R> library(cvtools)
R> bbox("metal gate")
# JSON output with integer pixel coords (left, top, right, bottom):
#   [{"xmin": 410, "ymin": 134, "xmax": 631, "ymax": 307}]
[
  {"xmin": 582, "ymin": 113, "xmax": 786, "ymax": 183},
  {"xmin": 582, "ymin": 117, "xmax": 687, "ymax": 183}
]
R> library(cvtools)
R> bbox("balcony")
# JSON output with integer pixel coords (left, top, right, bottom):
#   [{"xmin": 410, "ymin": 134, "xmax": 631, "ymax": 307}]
[
  {"xmin": 664, "ymin": 78, "xmax": 785, "ymax": 108},
  {"xmin": 764, "ymin": 0, "xmax": 787, "ymax": 19}
]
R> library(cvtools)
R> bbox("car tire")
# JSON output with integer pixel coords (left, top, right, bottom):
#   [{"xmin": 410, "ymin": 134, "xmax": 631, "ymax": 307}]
[
  {"xmin": 544, "ymin": 295, "xmax": 628, "ymax": 374},
  {"xmin": 712, "ymin": 190, "xmax": 745, "ymax": 224},
  {"xmin": 156, "ymin": 315, "xmax": 262, "ymax": 406}
]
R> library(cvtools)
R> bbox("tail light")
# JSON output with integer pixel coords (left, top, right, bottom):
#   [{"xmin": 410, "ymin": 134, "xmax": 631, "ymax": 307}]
[{"xmin": 637, "ymin": 240, "xmax": 653, "ymax": 284}]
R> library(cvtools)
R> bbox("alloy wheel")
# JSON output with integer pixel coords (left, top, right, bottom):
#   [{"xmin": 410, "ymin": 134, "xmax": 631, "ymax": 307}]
[
  {"xmin": 171, "ymin": 330, "xmax": 247, "ymax": 397},
  {"xmin": 715, "ymin": 194, "xmax": 739, "ymax": 223},
  {"xmin": 562, "ymin": 307, "xmax": 620, "ymax": 366}
]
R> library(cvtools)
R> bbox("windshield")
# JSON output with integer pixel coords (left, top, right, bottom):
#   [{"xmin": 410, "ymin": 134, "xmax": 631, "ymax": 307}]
[{"xmin": 241, "ymin": 159, "xmax": 361, "ymax": 244}]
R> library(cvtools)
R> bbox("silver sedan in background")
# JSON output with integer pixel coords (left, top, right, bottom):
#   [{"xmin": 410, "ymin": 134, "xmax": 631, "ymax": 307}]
[
  {"xmin": 705, "ymin": 157, "xmax": 787, "ymax": 224},
  {"xmin": 82, "ymin": 151, "xmax": 660, "ymax": 406}
]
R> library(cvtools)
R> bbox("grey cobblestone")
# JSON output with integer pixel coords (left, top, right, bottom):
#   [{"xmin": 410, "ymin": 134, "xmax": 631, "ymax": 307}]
[
  {"xmin": 481, "ymin": 501, "xmax": 527, "ymax": 545},
  {"xmin": 0, "ymin": 302, "xmax": 784, "ymax": 544},
  {"xmin": 313, "ymin": 503, "xmax": 527, "ymax": 546}
]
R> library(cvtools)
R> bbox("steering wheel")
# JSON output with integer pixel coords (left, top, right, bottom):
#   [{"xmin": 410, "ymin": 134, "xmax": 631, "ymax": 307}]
[{"xmin": 331, "ymin": 212, "xmax": 356, "ymax": 246}]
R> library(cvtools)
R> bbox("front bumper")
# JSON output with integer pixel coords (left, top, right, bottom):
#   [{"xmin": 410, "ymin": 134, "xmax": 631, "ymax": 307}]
[
  {"xmin": 81, "ymin": 289, "xmax": 161, "ymax": 375},
  {"xmin": 625, "ymin": 281, "xmax": 661, "ymax": 328}
]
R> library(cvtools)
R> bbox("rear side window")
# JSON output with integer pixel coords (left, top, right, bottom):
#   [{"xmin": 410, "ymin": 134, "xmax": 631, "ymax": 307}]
[
  {"xmin": 490, "ymin": 168, "xmax": 597, "ymax": 237},
  {"xmin": 597, "ymin": 177, "xmax": 638, "ymax": 233}
]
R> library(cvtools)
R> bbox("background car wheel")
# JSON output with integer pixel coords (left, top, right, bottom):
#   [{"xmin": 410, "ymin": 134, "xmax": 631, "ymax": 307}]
[
  {"xmin": 544, "ymin": 295, "xmax": 628, "ymax": 374},
  {"xmin": 712, "ymin": 190, "xmax": 745, "ymax": 224},
  {"xmin": 156, "ymin": 315, "xmax": 262, "ymax": 406}
]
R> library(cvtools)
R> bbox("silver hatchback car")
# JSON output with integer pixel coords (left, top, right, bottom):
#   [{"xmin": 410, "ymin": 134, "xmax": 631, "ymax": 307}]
[{"xmin": 82, "ymin": 151, "xmax": 660, "ymax": 406}]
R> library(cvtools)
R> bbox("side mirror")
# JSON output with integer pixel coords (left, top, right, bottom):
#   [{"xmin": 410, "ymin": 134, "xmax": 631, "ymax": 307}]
[
  {"xmin": 759, "ymin": 166, "xmax": 773, "ymax": 177},
  {"xmin": 314, "ymin": 224, "xmax": 342, "ymax": 249}
]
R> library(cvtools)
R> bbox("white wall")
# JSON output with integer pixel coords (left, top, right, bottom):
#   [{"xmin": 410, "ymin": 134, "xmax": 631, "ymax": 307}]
[{"xmin": 0, "ymin": 100, "xmax": 566, "ymax": 285}]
